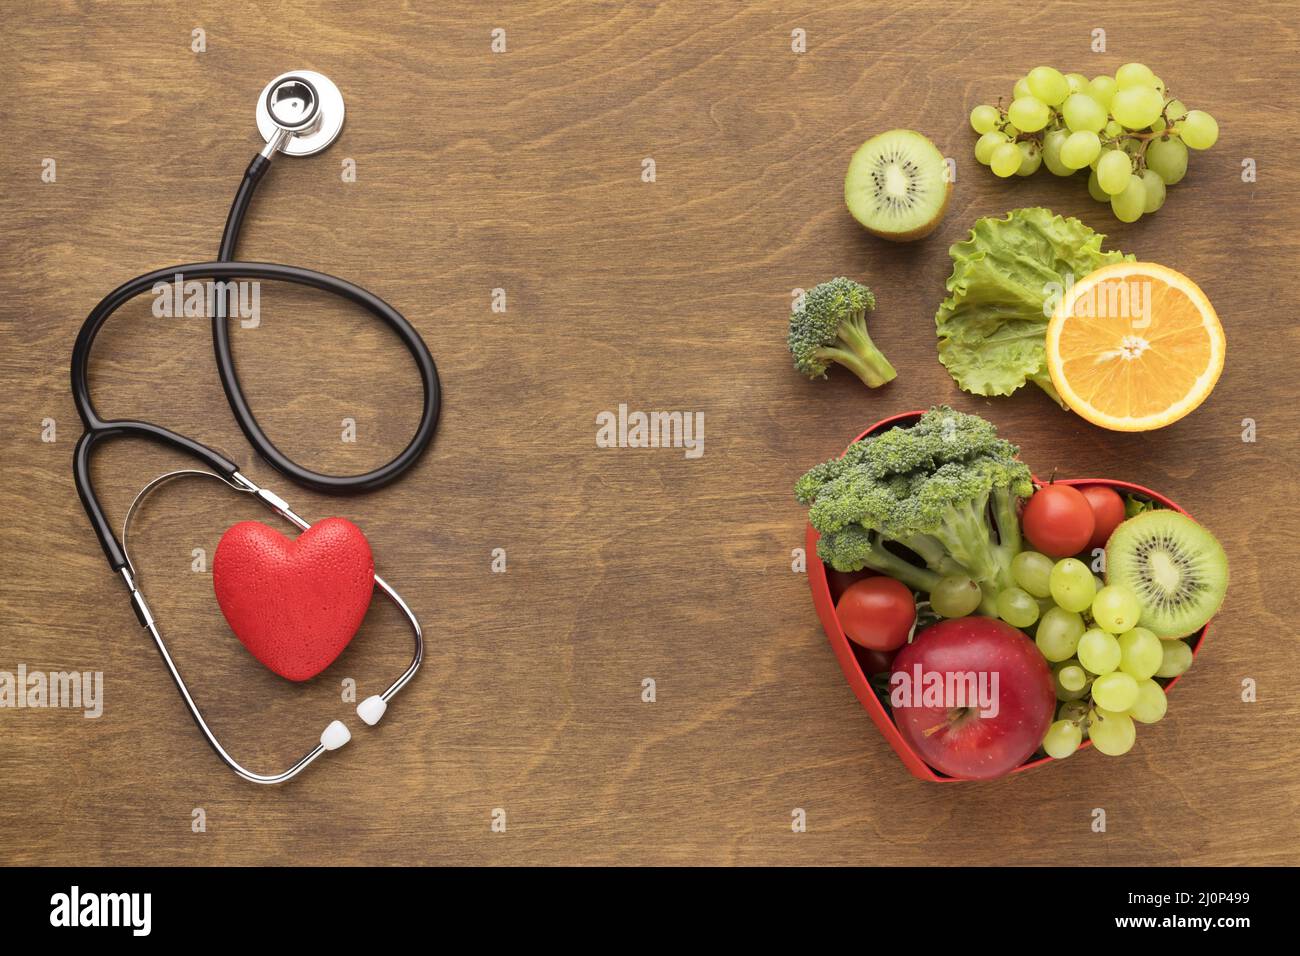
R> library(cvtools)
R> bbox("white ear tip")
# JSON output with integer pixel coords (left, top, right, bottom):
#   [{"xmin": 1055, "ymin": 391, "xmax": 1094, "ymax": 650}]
[
  {"xmin": 357, "ymin": 694, "xmax": 388, "ymax": 726},
  {"xmin": 320, "ymin": 719, "xmax": 351, "ymax": 750}
]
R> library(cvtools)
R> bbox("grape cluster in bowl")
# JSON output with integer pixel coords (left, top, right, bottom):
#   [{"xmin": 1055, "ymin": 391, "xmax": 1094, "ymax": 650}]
[{"xmin": 969, "ymin": 63, "xmax": 1219, "ymax": 223}]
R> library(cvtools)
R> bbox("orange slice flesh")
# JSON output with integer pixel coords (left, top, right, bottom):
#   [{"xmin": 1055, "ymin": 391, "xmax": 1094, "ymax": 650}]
[{"xmin": 1046, "ymin": 262, "xmax": 1225, "ymax": 431}]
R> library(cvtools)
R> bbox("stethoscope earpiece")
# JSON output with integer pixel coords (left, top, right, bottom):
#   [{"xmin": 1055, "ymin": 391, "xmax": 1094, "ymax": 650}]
[{"xmin": 256, "ymin": 70, "xmax": 345, "ymax": 157}]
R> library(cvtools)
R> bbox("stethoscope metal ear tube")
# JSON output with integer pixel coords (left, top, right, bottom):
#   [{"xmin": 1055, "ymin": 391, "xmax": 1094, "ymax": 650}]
[{"xmin": 69, "ymin": 73, "xmax": 437, "ymax": 784}]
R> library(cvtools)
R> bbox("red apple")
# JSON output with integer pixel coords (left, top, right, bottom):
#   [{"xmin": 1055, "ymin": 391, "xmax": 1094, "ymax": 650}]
[{"xmin": 889, "ymin": 618, "xmax": 1054, "ymax": 780}]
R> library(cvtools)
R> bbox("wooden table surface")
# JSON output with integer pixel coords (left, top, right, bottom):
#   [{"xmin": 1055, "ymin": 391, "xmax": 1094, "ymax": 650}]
[{"xmin": 2, "ymin": 0, "xmax": 1298, "ymax": 866}]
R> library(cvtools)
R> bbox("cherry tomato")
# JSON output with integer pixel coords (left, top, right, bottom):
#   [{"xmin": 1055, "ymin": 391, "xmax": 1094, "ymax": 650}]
[
  {"xmin": 856, "ymin": 646, "xmax": 899, "ymax": 676},
  {"xmin": 835, "ymin": 577, "xmax": 915, "ymax": 651},
  {"xmin": 1080, "ymin": 485, "xmax": 1125, "ymax": 551},
  {"xmin": 1022, "ymin": 484, "xmax": 1095, "ymax": 558},
  {"xmin": 826, "ymin": 566, "xmax": 874, "ymax": 602}
]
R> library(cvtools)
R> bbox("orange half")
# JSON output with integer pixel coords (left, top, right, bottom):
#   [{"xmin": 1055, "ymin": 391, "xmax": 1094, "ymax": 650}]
[{"xmin": 1046, "ymin": 262, "xmax": 1225, "ymax": 431}]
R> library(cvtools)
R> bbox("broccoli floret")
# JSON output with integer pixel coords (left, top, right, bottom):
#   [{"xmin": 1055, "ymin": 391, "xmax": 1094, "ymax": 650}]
[
  {"xmin": 859, "ymin": 408, "xmax": 1001, "ymax": 473},
  {"xmin": 798, "ymin": 406, "xmax": 1007, "ymax": 500},
  {"xmin": 905, "ymin": 458, "xmax": 1031, "ymax": 589},
  {"xmin": 797, "ymin": 407, "xmax": 1032, "ymax": 611},
  {"xmin": 788, "ymin": 278, "xmax": 897, "ymax": 388},
  {"xmin": 794, "ymin": 457, "xmax": 849, "ymax": 505},
  {"xmin": 807, "ymin": 466, "xmax": 922, "ymax": 534},
  {"xmin": 815, "ymin": 527, "xmax": 942, "ymax": 594}
]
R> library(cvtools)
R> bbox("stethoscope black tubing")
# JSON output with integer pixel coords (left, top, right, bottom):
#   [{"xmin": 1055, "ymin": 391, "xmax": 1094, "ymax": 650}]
[{"xmin": 71, "ymin": 153, "xmax": 441, "ymax": 572}]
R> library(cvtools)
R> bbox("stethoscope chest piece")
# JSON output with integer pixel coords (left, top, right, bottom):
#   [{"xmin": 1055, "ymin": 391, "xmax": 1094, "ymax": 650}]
[{"xmin": 256, "ymin": 70, "xmax": 345, "ymax": 156}]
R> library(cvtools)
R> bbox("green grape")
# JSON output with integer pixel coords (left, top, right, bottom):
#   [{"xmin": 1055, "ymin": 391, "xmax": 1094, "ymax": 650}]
[
  {"xmin": 1011, "ymin": 551, "xmax": 1054, "ymax": 598},
  {"xmin": 1042, "ymin": 719, "xmax": 1083, "ymax": 759},
  {"xmin": 1049, "ymin": 558, "xmax": 1095, "ymax": 612},
  {"xmin": 1149, "ymin": 116, "xmax": 1167, "ymax": 132},
  {"xmin": 1093, "ymin": 574, "xmax": 1105, "ymax": 593},
  {"xmin": 1110, "ymin": 174, "xmax": 1147, "ymax": 223},
  {"xmin": 1092, "ymin": 671, "xmax": 1139, "ymax": 712},
  {"xmin": 1140, "ymin": 169, "xmax": 1166, "ymax": 212},
  {"xmin": 1118, "ymin": 627, "xmax": 1163, "ymax": 680},
  {"xmin": 1178, "ymin": 110, "xmax": 1219, "ymax": 149},
  {"xmin": 997, "ymin": 587, "xmax": 1040, "ymax": 627},
  {"xmin": 1114, "ymin": 62, "xmax": 1156, "ymax": 89},
  {"xmin": 1146, "ymin": 136, "xmax": 1188, "ymax": 184},
  {"xmin": 1088, "ymin": 707, "xmax": 1136, "ymax": 756},
  {"xmin": 1059, "ymin": 130, "xmax": 1101, "ymax": 169},
  {"xmin": 1058, "ymin": 699, "xmax": 1089, "ymax": 723},
  {"xmin": 1165, "ymin": 99, "xmax": 1189, "ymax": 121},
  {"xmin": 1096, "ymin": 150, "xmax": 1133, "ymax": 195},
  {"xmin": 1065, "ymin": 72, "xmax": 1088, "ymax": 92},
  {"xmin": 930, "ymin": 575, "xmax": 983, "ymax": 618},
  {"xmin": 1091, "ymin": 584, "xmax": 1141, "ymax": 633},
  {"xmin": 1103, "ymin": 119, "xmax": 1123, "ymax": 138},
  {"xmin": 1111, "ymin": 85, "xmax": 1164, "ymax": 129},
  {"xmin": 1015, "ymin": 141, "xmax": 1042, "ymax": 176},
  {"xmin": 1058, "ymin": 662, "xmax": 1088, "ymax": 692},
  {"xmin": 1007, "ymin": 96, "xmax": 1050, "ymax": 133},
  {"xmin": 1013, "ymin": 76, "xmax": 1032, "ymax": 99},
  {"xmin": 974, "ymin": 131, "xmax": 1007, "ymax": 164},
  {"xmin": 1129, "ymin": 678, "xmax": 1168, "ymax": 724},
  {"xmin": 1077, "ymin": 628, "xmax": 1121, "ymax": 674},
  {"xmin": 1040, "ymin": 129, "xmax": 1072, "ymax": 176},
  {"xmin": 1156, "ymin": 640, "xmax": 1194, "ymax": 678},
  {"xmin": 1062, "ymin": 92, "xmax": 1107, "ymax": 133},
  {"xmin": 1036, "ymin": 606, "xmax": 1085, "ymax": 662},
  {"xmin": 1052, "ymin": 661, "xmax": 1090, "ymax": 701},
  {"xmin": 1089, "ymin": 76, "xmax": 1118, "ymax": 109},
  {"xmin": 1087, "ymin": 169, "xmax": 1110, "ymax": 202},
  {"xmin": 1151, "ymin": 76, "xmax": 1166, "ymax": 96},
  {"xmin": 990, "ymin": 141, "xmax": 1023, "ymax": 177},
  {"xmin": 970, "ymin": 104, "xmax": 1001, "ymax": 134},
  {"xmin": 1026, "ymin": 66, "xmax": 1069, "ymax": 106}
]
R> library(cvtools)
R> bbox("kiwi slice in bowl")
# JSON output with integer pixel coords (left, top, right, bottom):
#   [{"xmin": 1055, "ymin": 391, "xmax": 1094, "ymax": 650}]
[
  {"xmin": 1106, "ymin": 510, "xmax": 1228, "ymax": 639},
  {"xmin": 844, "ymin": 129, "xmax": 952, "ymax": 241}
]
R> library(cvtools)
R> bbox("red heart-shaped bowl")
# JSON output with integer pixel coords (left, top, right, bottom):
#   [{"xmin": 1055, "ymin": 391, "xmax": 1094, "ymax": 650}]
[{"xmin": 806, "ymin": 410, "xmax": 1210, "ymax": 782}]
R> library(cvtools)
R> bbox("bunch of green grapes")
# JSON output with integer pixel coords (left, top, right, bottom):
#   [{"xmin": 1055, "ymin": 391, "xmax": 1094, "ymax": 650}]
[
  {"xmin": 968, "ymin": 63, "xmax": 1219, "ymax": 223},
  {"xmin": 930, "ymin": 553, "xmax": 1195, "ymax": 759}
]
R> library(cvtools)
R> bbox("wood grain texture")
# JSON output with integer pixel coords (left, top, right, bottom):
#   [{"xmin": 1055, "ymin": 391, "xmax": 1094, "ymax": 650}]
[{"xmin": 2, "ymin": 0, "xmax": 1298, "ymax": 866}]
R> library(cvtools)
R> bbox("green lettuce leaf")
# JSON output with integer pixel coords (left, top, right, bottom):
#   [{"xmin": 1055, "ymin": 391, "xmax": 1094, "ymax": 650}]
[{"xmin": 935, "ymin": 207, "xmax": 1132, "ymax": 405}]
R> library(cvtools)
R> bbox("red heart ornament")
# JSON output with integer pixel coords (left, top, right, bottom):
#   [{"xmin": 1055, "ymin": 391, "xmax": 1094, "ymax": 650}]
[
  {"xmin": 213, "ymin": 517, "xmax": 375, "ymax": 682},
  {"xmin": 807, "ymin": 411, "xmax": 1212, "ymax": 782}
]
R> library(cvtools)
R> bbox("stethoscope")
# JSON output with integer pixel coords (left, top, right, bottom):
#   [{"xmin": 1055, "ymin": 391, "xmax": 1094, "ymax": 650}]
[{"xmin": 70, "ymin": 73, "xmax": 440, "ymax": 784}]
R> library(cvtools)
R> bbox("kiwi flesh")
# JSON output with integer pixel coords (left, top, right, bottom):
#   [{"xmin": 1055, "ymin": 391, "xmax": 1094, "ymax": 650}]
[
  {"xmin": 844, "ymin": 129, "xmax": 952, "ymax": 241},
  {"xmin": 1106, "ymin": 510, "xmax": 1228, "ymax": 639}
]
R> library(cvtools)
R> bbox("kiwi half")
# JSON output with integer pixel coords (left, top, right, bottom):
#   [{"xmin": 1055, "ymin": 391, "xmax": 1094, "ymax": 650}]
[
  {"xmin": 844, "ymin": 129, "xmax": 951, "ymax": 241},
  {"xmin": 1106, "ymin": 510, "xmax": 1228, "ymax": 639}
]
